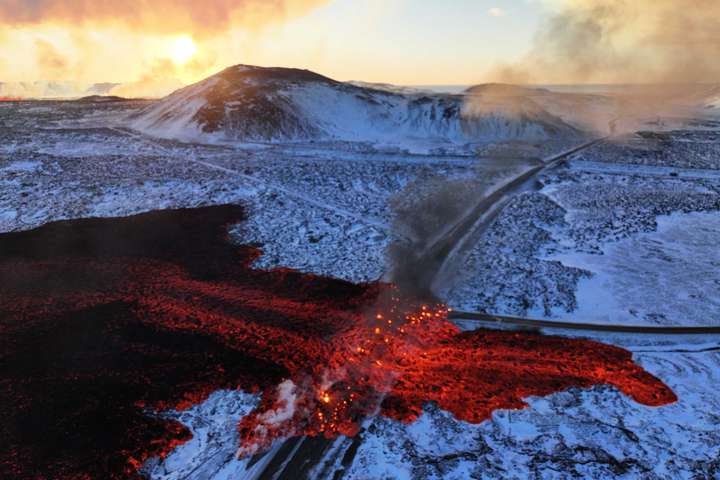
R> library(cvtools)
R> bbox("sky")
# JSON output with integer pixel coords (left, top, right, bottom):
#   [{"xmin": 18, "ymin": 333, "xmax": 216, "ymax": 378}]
[
  {"xmin": 0, "ymin": 0, "xmax": 547, "ymax": 87},
  {"xmin": 3, "ymin": 0, "xmax": 717, "ymax": 94}
]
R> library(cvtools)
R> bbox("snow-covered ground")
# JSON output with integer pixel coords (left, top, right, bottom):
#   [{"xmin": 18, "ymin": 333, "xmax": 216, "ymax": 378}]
[
  {"xmin": 447, "ymin": 136, "xmax": 720, "ymax": 319},
  {"xmin": 550, "ymin": 211, "xmax": 720, "ymax": 326},
  {"xmin": 3, "ymin": 100, "xmax": 720, "ymax": 479},
  {"xmin": 127, "ymin": 65, "xmax": 583, "ymax": 151},
  {"xmin": 1, "ymin": 100, "xmax": 551, "ymax": 282}
]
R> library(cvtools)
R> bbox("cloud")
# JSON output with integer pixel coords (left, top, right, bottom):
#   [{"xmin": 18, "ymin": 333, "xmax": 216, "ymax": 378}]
[
  {"xmin": 0, "ymin": 0, "xmax": 328, "ymax": 37},
  {"xmin": 487, "ymin": 7, "xmax": 506, "ymax": 17},
  {"xmin": 34, "ymin": 38, "xmax": 69, "ymax": 79},
  {"xmin": 490, "ymin": 0, "xmax": 720, "ymax": 84},
  {"xmin": 481, "ymin": 0, "xmax": 720, "ymax": 135},
  {"xmin": 0, "ymin": 1, "xmax": 328, "ymax": 85}
]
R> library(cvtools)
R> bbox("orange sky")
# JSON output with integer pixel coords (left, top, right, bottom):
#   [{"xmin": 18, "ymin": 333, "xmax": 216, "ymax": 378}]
[
  {"xmin": 0, "ymin": 0, "xmax": 543, "ymax": 93},
  {"xmin": 1, "ymin": 0, "xmax": 717, "ymax": 97}
]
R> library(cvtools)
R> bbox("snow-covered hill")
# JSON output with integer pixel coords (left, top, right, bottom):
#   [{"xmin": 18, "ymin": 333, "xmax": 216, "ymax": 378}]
[{"xmin": 127, "ymin": 65, "xmax": 582, "ymax": 147}]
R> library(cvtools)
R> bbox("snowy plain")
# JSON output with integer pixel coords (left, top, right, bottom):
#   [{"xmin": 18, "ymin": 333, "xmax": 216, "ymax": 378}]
[{"xmin": 2, "ymin": 99, "xmax": 720, "ymax": 479}]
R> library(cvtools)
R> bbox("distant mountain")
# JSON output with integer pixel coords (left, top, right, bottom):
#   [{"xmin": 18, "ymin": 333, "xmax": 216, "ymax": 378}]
[
  {"xmin": 128, "ymin": 64, "xmax": 582, "ymax": 146},
  {"xmin": 0, "ymin": 81, "xmax": 83, "ymax": 98},
  {"xmin": 75, "ymin": 95, "xmax": 129, "ymax": 104},
  {"xmin": 0, "ymin": 81, "xmax": 170, "ymax": 99},
  {"xmin": 85, "ymin": 83, "xmax": 122, "ymax": 95}
]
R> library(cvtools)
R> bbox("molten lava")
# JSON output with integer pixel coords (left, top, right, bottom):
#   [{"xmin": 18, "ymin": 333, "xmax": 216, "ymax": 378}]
[
  {"xmin": 236, "ymin": 293, "xmax": 676, "ymax": 456},
  {"xmin": 0, "ymin": 205, "xmax": 676, "ymax": 479}
]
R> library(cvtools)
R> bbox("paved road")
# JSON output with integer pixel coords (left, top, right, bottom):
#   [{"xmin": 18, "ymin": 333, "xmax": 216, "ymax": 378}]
[
  {"xmin": 390, "ymin": 137, "xmax": 607, "ymax": 296},
  {"xmin": 249, "ymin": 138, "xmax": 609, "ymax": 480},
  {"xmin": 449, "ymin": 310, "xmax": 720, "ymax": 335}
]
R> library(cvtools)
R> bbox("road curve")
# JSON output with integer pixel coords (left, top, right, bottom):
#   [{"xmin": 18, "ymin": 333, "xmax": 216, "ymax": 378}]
[{"xmin": 228, "ymin": 138, "xmax": 611, "ymax": 479}]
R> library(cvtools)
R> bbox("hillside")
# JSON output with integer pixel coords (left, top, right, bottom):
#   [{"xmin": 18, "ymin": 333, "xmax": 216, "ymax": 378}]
[{"xmin": 127, "ymin": 64, "xmax": 581, "ymax": 146}]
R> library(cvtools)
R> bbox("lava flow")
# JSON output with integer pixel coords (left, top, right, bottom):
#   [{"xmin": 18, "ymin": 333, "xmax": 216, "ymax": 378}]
[{"xmin": 0, "ymin": 205, "xmax": 677, "ymax": 479}]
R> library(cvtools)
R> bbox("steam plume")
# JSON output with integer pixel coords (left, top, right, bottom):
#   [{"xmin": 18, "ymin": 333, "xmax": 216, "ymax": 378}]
[{"xmin": 493, "ymin": 0, "xmax": 720, "ymax": 85}]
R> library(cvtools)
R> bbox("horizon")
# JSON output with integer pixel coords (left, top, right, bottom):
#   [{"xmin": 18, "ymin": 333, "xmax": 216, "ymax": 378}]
[
  {"xmin": 2, "ymin": 0, "xmax": 719, "ymax": 99},
  {"xmin": 3, "ymin": 2, "xmax": 720, "ymax": 479},
  {"xmin": 3, "ymin": 61, "xmax": 719, "ymax": 101}
]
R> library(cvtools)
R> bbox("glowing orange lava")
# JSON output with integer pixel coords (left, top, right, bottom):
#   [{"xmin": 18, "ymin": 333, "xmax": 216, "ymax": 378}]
[
  {"xmin": 236, "ymin": 293, "xmax": 676, "ymax": 456},
  {"xmin": 0, "ymin": 205, "xmax": 677, "ymax": 478}
]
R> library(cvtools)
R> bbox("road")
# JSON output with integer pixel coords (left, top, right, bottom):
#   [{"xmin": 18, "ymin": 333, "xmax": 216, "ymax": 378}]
[
  {"xmin": 449, "ymin": 310, "xmax": 720, "ymax": 335},
  {"xmin": 247, "ymin": 137, "xmax": 610, "ymax": 480},
  {"xmin": 390, "ymin": 137, "xmax": 607, "ymax": 296}
]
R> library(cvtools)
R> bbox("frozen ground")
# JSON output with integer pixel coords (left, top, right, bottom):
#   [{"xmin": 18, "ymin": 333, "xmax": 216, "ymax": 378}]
[
  {"xmin": 447, "ymin": 134, "xmax": 720, "ymax": 320},
  {"xmin": 0, "ymin": 100, "xmax": 549, "ymax": 282},
  {"xmin": 3, "ymin": 100, "xmax": 720, "ymax": 479},
  {"xmin": 577, "ymin": 130, "xmax": 720, "ymax": 170},
  {"xmin": 550, "ymin": 211, "xmax": 720, "ymax": 326}
]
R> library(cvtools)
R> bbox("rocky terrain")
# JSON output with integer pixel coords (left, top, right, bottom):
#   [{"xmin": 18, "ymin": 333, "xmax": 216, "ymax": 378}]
[{"xmin": 2, "ymin": 88, "xmax": 720, "ymax": 479}]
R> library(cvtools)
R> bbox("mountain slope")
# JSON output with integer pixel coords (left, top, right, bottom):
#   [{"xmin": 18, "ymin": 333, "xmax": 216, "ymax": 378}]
[{"xmin": 128, "ymin": 65, "xmax": 581, "ymax": 146}]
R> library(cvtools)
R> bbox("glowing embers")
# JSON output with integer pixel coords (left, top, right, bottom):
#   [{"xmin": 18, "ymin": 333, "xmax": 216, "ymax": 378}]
[
  {"xmin": 237, "ymin": 295, "xmax": 453, "ymax": 455},
  {"xmin": 235, "ymin": 294, "xmax": 676, "ymax": 457}
]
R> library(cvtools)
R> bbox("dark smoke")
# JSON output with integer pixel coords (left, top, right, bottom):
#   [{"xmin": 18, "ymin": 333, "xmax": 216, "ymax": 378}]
[{"xmin": 387, "ymin": 162, "xmax": 530, "ymax": 299}]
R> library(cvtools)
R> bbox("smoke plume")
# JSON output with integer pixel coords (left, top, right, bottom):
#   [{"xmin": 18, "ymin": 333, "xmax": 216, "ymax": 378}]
[
  {"xmin": 108, "ymin": 58, "xmax": 210, "ymax": 98},
  {"xmin": 387, "ymin": 163, "xmax": 531, "ymax": 299},
  {"xmin": 494, "ymin": 0, "xmax": 720, "ymax": 85},
  {"xmin": 480, "ymin": 0, "xmax": 720, "ymax": 134}
]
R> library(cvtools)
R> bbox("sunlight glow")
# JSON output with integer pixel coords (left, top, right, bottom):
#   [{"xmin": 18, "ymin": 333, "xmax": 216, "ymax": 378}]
[{"xmin": 170, "ymin": 36, "xmax": 197, "ymax": 65}]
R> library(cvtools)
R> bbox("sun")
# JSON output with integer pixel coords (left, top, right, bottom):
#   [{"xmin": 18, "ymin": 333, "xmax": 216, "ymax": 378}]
[{"xmin": 170, "ymin": 36, "xmax": 197, "ymax": 65}]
